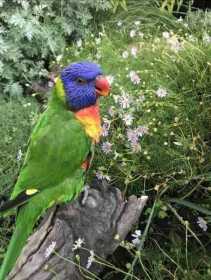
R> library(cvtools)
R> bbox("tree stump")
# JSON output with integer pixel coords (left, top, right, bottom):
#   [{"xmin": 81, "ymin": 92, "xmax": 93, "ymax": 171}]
[{"xmin": 8, "ymin": 179, "xmax": 148, "ymax": 280}]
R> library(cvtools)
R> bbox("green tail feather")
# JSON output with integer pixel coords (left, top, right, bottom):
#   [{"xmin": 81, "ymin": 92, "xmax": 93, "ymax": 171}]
[
  {"xmin": 0, "ymin": 172, "xmax": 84, "ymax": 279},
  {"xmin": 0, "ymin": 190, "xmax": 51, "ymax": 279},
  {"xmin": 0, "ymin": 204, "xmax": 40, "ymax": 280}
]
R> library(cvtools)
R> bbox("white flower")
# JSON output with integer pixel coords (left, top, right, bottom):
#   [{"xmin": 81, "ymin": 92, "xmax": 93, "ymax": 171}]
[
  {"xmin": 96, "ymin": 52, "xmax": 101, "ymax": 59},
  {"xmin": 131, "ymin": 230, "xmax": 141, "ymax": 246},
  {"xmin": 197, "ymin": 217, "xmax": 208, "ymax": 232},
  {"xmin": 95, "ymin": 37, "xmax": 101, "ymax": 45},
  {"xmin": 56, "ymin": 55, "xmax": 62, "ymax": 63},
  {"xmin": 203, "ymin": 33, "xmax": 211, "ymax": 44},
  {"xmin": 188, "ymin": 35, "xmax": 196, "ymax": 42},
  {"xmin": 117, "ymin": 21, "xmax": 122, "ymax": 27},
  {"xmin": 155, "ymin": 87, "xmax": 168, "ymax": 98},
  {"xmin": 102, "ymin": 119, "xmax": 111, "ymax": 137},
  {"xmin": 122, "ymin": 50, "xmax": 129, "ymax": 59},
  {"xmin": 134, "ymin": 20, "xmax": 140, "ymax": 26},
  {"xmin": 138, "ymin": 32, "xmax": 144, "ymax": 38},
  {"xmin": 123, "ymin": 113, "xmax": 134, "ymax": 126},
  {"xmin": 131, "ymin": 47, "xmax": 138, "ymax": 57},
  {"xmin": 101, "ymin": 141, "xmax": 112, "ymax": 154},
  {"xmin": 131, "ymin": 143, "xmax": 141, "ymax": 153},
  {"xmin": 17, "ymin": 149, "xmax": 23, "ymax": 161},
  {"xmin": 162, "ymin": 31, "xmax": 170, "ymax": 39},
  {"xmin": 72, "ymin": 238, "xmax": 85, "ymax": 251},
  {"xmin": 129, "ymin": 71, "xmax": 141, "ymax": 85},
  {"xmin": 86, "ymin": 250, "xmax": 95, "ymax": 269},
  {"xmin": 177, "ymin": 17, "xmax": 183, "ymax": 22},
  {"xmin": 136, "ymin": 125, "xmax": 149, "ymax": 137},
  {"xmin": 167, "ymin": 36, "xmax": 182, "ymax": 52},
  {"xmin": 108, "ymin": 106, "xmax": 116, "ymax": 117},
  {"xmin": 130, "ymin": 30, "xmax": 136, "ymax": 38},
  {"xmin": 95, "ymin": 171, "xmax": 111, "ymax": 181},
  {"xmin": 118, "ymin": 92, "xmax": 131, "ymax": 109},
  {"xmin": 76, "ymin": 39, "xmax": 82, "ymax": 48},
  {"xmin": 173, "ymin": 141, "xmax": 182, "ymax": 146},
  {"xmin": 139, "ymin": 94, "xmax": 145, "ymax": 102},
  {"xmin": 45, "ymin": 241, "xmax": 56, "ymax": 258}
]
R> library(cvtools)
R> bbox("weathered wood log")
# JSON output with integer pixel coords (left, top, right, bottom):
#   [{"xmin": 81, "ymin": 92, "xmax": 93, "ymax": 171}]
[{"xmin": 8, "ymin": 179, "xmax": 148, "ymax": 280}]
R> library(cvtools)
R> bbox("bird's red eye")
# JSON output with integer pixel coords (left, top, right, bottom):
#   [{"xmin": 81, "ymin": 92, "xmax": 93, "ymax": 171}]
[{"xmin": 76, "ymin": 78, "xmax": 87, "ymax": 84}]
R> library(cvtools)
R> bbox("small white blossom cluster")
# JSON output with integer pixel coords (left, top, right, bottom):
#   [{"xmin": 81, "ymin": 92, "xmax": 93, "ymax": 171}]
[
  {"xmin": 162, "ymin": 31, "xmax": 182, "ymax": 52},
  {"xmin": 122, "ymin": 50, "xmax": 129, "ymax": 59},
  {"xmin": 129, "ymin": 71, "xmax": 141, "ymax": 85},
  {"xmin": 162, "ymin": 31, "xmax": 170, "ymax": 39},
  {"xmin": 117, "ymin": 21, "xmax": 122, "ymax": 27},
  {"xmin": 197, "ymin": 217, "xmax": 208, "ymax": 232},
  {"xmin": 96, "ymin": 171, "xmax": 111, "ymax": 181},
  {"xmin": 155, "ymin": 87, "xmax": 168, "ymax": 98},
  {"xmin": 131, "ymin": 46, "xmax": 138, "ymax": 57},
  {"xmin": 72, "ymin": 238, "xmax": 85, "ymax": 251},
  {"xmin": 130, "ymin": 29, "xmax": 136, "ymax": 38},
  {"xmin": 108, "ymin": 106, "xmax": 116, "ymax": 117},
  {"xmin": 127, "ymin": 125, "xmax": 149, "ymax": 152},
  {"xmin": 203, "ymin": 33, "xmax": 211, "ymax": 44},
  {"xmin": 114, "ymin": 92, "xmax": 132, "ymax": 109},
  {"xmin": 101, "ymin": 141, "xmax": 112, "ymax": 154},
  {"xmin": 56, "ymin": 54, "xmax": 63, "ymax": 63},
  {"xmin": 86, "ymin": 250, "xmax": 95, "ymax": 269},
  {"xmin": 167, "ymin": 36, "xmax": 182, "ymax": 52},
  {"xmin": 122, "ymin": 47, "xmax": 139, "ymax": 59},
  {"xmin": 131, "ymin": 229, "xmax": 141, "ymax": 246},
  {"xmin": 122, "ymin": 113, "xmax": 134, "ymax": 126},
  {"xmin": 102, "ymin": 118, "xmax": 111, "ymax": 137}
]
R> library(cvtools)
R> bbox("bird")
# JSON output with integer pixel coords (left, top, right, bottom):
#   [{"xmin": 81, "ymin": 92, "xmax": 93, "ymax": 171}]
[{"xmin": 0, "ymin": 61, "xmax": 110, "ymax": 279}]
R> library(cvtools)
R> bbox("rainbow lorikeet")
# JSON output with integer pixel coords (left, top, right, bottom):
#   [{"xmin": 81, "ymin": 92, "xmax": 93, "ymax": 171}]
[{"xmin": 0, "ymin": 61, "xmax": 110, "ymax": 279}]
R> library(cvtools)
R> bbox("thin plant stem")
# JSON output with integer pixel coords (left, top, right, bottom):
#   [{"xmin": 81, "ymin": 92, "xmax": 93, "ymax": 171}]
[
  {"xmin": 138, "ymin": 255, "xmax": 152, "ymax": 280},
  {"xmin": 54, "ymin": 251, "xmax": 101, "ymax": 280},
  {"xmin": 124, "ymin": 197, "xmax": 157, "ymax": 280},
  {"xmin": 166, "ymin": 203, "xmax": 205, "ymax": 251}
]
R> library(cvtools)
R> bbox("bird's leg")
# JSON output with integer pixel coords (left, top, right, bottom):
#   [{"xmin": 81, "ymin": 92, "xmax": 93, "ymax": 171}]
[{"xmin": 81, "ymin": 184, "xmax": 90, "ymax": 205}]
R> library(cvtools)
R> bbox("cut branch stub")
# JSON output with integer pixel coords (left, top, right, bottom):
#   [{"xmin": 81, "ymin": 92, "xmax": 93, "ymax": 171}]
[{"xmin": 8, "ymin": 179, "xmax": 148, "ymax": 280}]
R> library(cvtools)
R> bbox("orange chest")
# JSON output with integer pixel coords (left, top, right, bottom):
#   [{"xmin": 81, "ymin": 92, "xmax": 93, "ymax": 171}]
[{"xmin": 74, "ymin": 104, "xmax": 102, "ymax": 143}]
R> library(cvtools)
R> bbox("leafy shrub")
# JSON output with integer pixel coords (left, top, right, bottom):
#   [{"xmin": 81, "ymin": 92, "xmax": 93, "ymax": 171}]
[
  {"xmin": 0, "ymin": 0, "xmax": 111, "ymax": 97},
  {"xmin": 0, "ymin": 97, "xmax": 39, "ymax": 196},
  {"xmin": 0, "ymin": 96, "xmax": 39, "ymax": 259},
  {"xmin": 60, "ymin": 13, "xmax": 211, "ymax": 278}
]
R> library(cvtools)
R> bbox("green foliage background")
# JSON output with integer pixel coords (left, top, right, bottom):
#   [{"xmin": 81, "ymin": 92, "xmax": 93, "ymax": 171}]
[
  {"xmin": 0, "ymin": 97, "xmax": 39, "ymax": 257},
  {"xmin": 0, "ymin": 0, "xmax": 111, "ymax": 97}
]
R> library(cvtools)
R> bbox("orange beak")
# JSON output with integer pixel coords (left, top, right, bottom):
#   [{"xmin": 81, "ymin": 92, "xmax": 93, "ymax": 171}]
[{"xmin": 95, "ymin": 75, "xmax": 111, "ymax": 97}]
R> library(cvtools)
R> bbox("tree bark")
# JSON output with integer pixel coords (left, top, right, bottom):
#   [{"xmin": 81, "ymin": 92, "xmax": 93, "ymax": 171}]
[{"xmin": 8, "ymin": 179, "xmax": 148, "ymax": 280}]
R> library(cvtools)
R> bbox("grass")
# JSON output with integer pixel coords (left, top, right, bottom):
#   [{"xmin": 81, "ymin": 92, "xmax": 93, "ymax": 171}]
[
  {"xmin": 59, "ymin": 9, "xmax": 211, "ymax": 279},
  {"xmin": 0, "ymin": 97, "xmax": 39, "ymax": 262}
]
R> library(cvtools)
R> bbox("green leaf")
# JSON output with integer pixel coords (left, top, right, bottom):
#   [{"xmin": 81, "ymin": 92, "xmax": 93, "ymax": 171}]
[{"xmin": 169, "ymin": 198, "xmax": 211, "ymax": 216}]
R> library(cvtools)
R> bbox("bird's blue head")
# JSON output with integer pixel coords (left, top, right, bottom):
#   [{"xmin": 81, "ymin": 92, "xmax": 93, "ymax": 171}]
[{"xmin": 60, "ymin": 61, "xmax": 110, "ymax": 111}]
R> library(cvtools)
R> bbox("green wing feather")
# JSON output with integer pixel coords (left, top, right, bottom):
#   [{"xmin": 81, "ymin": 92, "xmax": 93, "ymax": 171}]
[
  {"xmin": 0, "ymin": 88, "xmax": 92, "ymax": 280},
  {"xmin": 11, "ymin": 92, "xmax": 91, "ymax": 199}
]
